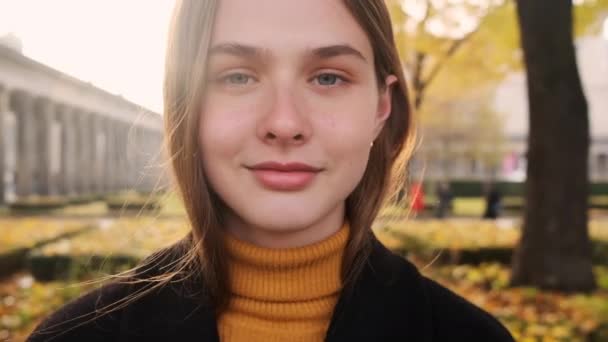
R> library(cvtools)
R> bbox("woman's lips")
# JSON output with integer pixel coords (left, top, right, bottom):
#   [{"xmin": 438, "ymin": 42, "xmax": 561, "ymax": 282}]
[
  {"xmin": 246, "ymin": 161, "xmax": 322, "ymax": 191},
  {"xmin": 249, "ymin": 169, "xmax": 318, "ymax": 191}
]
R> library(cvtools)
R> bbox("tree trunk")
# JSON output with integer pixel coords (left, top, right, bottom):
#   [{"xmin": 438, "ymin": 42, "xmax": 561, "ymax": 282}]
[{"xmin": 510, "ymin": 0, "xmax": 595, "ymax": 292}]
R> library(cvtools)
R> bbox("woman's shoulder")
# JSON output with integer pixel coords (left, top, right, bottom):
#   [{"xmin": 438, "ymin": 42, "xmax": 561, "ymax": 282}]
[
  {"xmin": 420, "ymin": 275, "xmax": 514, "ymax": 341},
  {"xmin": 26, "ymin": 279, "xmax": 133, "ymax": 341},
  {"xmin": 368, "ymin": 238, "xmax": 514, "ymax": 341},
  {"xmin": 27, "ymin": 237, "xmax": 201, "ymax": 341}
]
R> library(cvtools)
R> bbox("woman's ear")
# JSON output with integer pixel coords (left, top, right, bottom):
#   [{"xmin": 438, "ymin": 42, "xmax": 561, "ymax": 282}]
[{"xmin": 373, "ymin": 75, "xmax": 398, "ymax": 139}]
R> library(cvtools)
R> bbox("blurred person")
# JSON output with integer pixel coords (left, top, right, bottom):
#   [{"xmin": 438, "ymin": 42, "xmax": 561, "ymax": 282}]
[
  {"xmin": 483, "ymin": 182, "xmax": 503, "ymax": 219},
  {"xmin": 28, "ymin": 0, "xmax": 514, "ymax": 341},
  {"xmin": 435, "ymin": 181, "xmax": 453, "ymax": 219}
]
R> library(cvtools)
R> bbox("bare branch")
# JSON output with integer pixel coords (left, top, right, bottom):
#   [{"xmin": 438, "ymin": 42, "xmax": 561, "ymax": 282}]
[
  {"xmin": 419, "ymin": 1, "xmax": 509, "ymax": 93},
  {"xmin": 421, "ymin": 31, "xmax": 475, "ymax": 91}
]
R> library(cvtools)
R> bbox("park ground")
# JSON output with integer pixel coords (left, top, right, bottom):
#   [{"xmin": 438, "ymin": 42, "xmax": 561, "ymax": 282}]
[{"xmin": 1, "ymin": 192, "xmax": 608, "ymax": 341}]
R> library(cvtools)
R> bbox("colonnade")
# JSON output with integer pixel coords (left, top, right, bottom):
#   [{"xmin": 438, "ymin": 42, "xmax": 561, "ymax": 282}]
[{"xmin": 0, "ymin": 86, "xmax": 164, "ymax": 204}]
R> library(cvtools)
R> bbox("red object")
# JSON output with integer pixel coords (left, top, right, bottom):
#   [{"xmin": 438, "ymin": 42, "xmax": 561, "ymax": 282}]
[{"xmin": 410, "ymin": 183, "xmax": 425, "ymax": 213}]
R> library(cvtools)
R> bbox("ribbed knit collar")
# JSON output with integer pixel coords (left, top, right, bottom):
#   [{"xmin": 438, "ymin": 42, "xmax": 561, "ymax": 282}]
[{"xmin": 218, "ymin": 221, "xmax": 350, "ymax": 341}]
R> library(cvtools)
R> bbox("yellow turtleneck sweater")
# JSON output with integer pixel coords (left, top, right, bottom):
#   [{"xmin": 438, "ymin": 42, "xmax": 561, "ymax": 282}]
[{"xmin": 218, "ymin": 221, "xmax": 349, "ymax": 342}]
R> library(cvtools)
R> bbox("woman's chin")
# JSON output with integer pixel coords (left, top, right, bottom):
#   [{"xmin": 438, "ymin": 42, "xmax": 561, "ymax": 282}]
[{"xmin": 245, "ymin": 212, "xmax": 322, "ymax": 232}]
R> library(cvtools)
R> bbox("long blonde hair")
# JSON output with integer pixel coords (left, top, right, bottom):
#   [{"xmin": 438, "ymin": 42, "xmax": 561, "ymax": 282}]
[
  {"xmin": 30, "ymin": 3, "xmax": 416, "ymax": 339},
  {"xmin": 158, "ymin": 0, "xmax": 415, "ymax": 312}
]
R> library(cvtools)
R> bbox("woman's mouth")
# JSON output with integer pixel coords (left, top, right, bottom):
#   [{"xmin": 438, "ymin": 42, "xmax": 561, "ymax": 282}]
[{"xmin": 246, "ymin": 161, "xmax": 322, "ymax": 191}]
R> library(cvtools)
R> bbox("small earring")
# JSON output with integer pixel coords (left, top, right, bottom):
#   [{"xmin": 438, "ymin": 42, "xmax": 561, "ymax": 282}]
[{"xmin": 370, "ymin": 141, "xmax": 374, "ymax": 147}]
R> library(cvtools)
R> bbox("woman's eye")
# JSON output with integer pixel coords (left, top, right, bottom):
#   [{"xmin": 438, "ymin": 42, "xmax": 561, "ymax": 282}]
[
  {"xmin": 221, "ymin": 73, "xmax": 253, "ymax": 85},
  {"xmin": 314, "ymin": 73, "xmax": 345, "ymax": 86}
]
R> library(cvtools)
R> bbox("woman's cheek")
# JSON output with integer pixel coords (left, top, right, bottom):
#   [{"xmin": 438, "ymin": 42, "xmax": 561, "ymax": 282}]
[
  {"xmin": 319, "ymin": 100, "xmax": 376, "ymax": 149},
  {"xmin": 323, "ymin": 100, "xmax": 377, "ymax": 176},
  {"xmin": 201, "ymin": 106, "xmax": 253, "ymax": 145},
  {"xmin": 319, "ymin": 115, "xmax": 372, "ymax": 175}
]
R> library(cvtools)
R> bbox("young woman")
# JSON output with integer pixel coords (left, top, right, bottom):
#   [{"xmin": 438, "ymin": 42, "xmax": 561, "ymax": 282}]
[{"xmin": 28, "ymin": 0, "xmax": 514, "ymax": 341}]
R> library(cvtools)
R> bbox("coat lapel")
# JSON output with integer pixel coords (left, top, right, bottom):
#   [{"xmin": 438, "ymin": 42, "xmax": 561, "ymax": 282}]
[{"xmin": 324, "ymin": 237, "xmax": 434, "ymax": 341}]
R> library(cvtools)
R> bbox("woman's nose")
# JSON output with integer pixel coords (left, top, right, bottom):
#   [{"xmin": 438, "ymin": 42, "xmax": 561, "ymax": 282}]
[{"xmin": 257, "ymin": 86, "xmax": 312, "ymax": 147}]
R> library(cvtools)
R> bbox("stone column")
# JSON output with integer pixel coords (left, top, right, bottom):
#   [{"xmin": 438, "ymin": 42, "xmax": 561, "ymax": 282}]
[
  {"xmin": 74, "ymin": 109, "xmax": 89, "ymax": 197},
  {"xmin": 149, "ymin": 130, "xmax": 161, "ymax": 192},
  {"xmin": 48, "ymin": 106, "xmax": 62, "ymax": 197},
  {"xmin": 151, "ymin": 131, "xmax": 165, "ymax": 191},
  {"xmin": 124, "ymin": 123, "xmax": 133, "ymax": 190},
  {"xmin": 137, "ymin": 127, "xmax": 146, "ymax": 191},
  {"xmin": 0, "ymin": 86, "xmax": 7, "ymax": 203},
  {"xmin": 99, "ymin": 117, "xmax": 108, "ymax": 193},
  {"xmin": 114, "ymin": 119, "xmax": 125, "ymax": 191},
  {"xmin": 158, "ymin": 132, "xmax": 166, "ymax": 190},
  {"xmin": 137, "ymin": 128, "xmax": 152, "ymax": 191},
  {"xmin": 12, "ymin": 90, "xmax": 35, "ymax": 199},
  {"xmin": 73, "ymin": 109, "xmax": 82, "ymax": 196},
  {"xmin": 123, "ymin": 122, "xmax": 131, "ymax": 190},
  {"xmin": 112, "ymin": 120, "xmax": 120, "ymax": 191},
  {"xmin": 138, "ymin": 129, "xmax": 155, "ymax": 191},
  {"xmin": 93, "ymin": 114, "xmax": 106, "ymax": 194},
  {"xmin": 33, "ymin": 97, "xmax": 57, "ymax": 196},
  {"xmin": 87, "ymin": 112, "xmax": 97, "ymax": 196},
  {"xmin": 103, "ymin": 117, "xmax": 115, "ymax": 193},
  {"xmin": 89, "ymin": 113, "xmax": 100, "ymax": 195},
  {"xmin": 131, "ymin": 126, "xmax": 140, "ymax": 192},
  {"xmin": 122, "ymin": 122, "xmax": 130, "ymax": 190},
  {"xmin": 111, "ymin": 119, "xmax": 120, "ymax": 192},
  {"xmin": 57, "ymin": 105, "xmax": 76, "ymax": 197}
]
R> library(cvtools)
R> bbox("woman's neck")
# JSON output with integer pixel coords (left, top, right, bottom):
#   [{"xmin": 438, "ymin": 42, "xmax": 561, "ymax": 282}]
[{"xmin": 223, "ymin": 202, "xmax": 345, "ymax": 248}]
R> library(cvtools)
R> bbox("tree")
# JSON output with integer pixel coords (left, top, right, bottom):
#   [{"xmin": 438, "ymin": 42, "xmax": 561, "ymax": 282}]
[
  {"xmin": 387, "ymin": 0, "xmax": 519, "ymax": 187},
  {"xmin": 387, "ymin": 0, "xmax": 517, "ymax": 111},
  {"xmin": 510, "ymin": 0, "xmax": 595, "ymax": 292},
  {"xmin": 387, "ymin": 0, "xmax": 608, "ymax": 113},
  {"xmin": 386, "ymin": 0, "xmax": 608, "ymax": 192}
]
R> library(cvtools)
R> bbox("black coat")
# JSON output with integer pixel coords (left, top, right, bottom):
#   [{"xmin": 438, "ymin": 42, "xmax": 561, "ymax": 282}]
[{"xmin": 28, "ymin": 236, "xmax": 514, "ymax": 341}]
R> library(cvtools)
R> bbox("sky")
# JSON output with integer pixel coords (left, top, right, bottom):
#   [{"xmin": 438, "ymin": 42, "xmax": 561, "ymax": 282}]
[
  {"xmin": 0, "ymin": 0, "xmax": 175, "ymax": 113},
  {"xmin": 1, "ymin": 0, "xmax": 607, "ymax": 116}
]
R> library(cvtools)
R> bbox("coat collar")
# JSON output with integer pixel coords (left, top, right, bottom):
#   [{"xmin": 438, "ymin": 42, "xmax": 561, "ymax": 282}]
[{"xmin": 120, "ymin": 236, "xmax": 434, "ymax": 341}]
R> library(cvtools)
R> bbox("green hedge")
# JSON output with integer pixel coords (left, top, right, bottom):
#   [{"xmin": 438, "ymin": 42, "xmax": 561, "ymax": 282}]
[
  {"xmin": 422, "ymin": 181, "xmax": 608, "ymax": 198},
  {"xmin": 0, "ymin": 248, "xmax": 29, "ymax": 278},
  {"xmin": 104, "ymin": 191, "xmax": 162, "ymax": 211},
  {"xmin": 393, "ymin": 237, "xmax": 608, "ymax": 266},
  {"xmin": 0, "ymin": 226, "xmax": 94, "ymax": 278},
  {"xmin": 106, "ymin": 201, "xmax": 161, "ymax": 211},
  {"xmin": 8, "ymin": 198, "xmax": 68, "ymax": 211}
]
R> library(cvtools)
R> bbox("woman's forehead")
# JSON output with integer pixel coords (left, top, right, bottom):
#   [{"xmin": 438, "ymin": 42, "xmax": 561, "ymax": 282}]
[{"xmin": 210, "ymin": 0, "xmax": 374, "ymax": 61}]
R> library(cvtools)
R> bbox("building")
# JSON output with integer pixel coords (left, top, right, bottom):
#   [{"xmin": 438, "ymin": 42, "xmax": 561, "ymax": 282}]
[
  {"xmin": 410, "ymin": 31, "xmax": 608, "ymax": 183},
  {"xmin": 494, "ymin": 33, "xmax": 608, "ymax": 182},
  {"xmin": 0, "ymin": 35, "xmax": 165, "ymax": 204}
]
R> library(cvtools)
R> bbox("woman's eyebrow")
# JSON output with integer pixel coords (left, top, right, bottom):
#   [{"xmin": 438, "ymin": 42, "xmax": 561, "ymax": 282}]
[
  {"xmin": 209, "ymin": 42, "xmax": 367, "ymax": 64},
  {"xmin": 310, "ymin": 44, "xmax": 368, "ymax": 63},
  {"xmin": 209, "ymin": 43, "xmax": 270, "ymax": 60}
]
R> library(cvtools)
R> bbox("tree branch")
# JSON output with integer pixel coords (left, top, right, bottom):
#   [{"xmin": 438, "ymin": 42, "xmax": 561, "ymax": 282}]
[
  {"xmin": 420, "ymin": 30, "xmax": 476, "ymax": 93},
  {"xmin": 420, "ymin": 1, "xmax": 510, "ymax": 94}
]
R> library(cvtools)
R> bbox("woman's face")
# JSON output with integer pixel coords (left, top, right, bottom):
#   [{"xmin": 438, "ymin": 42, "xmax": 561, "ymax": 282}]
[{"xmin": 199, "ymin": 0, "xmax": 395, "ymax": 246}]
